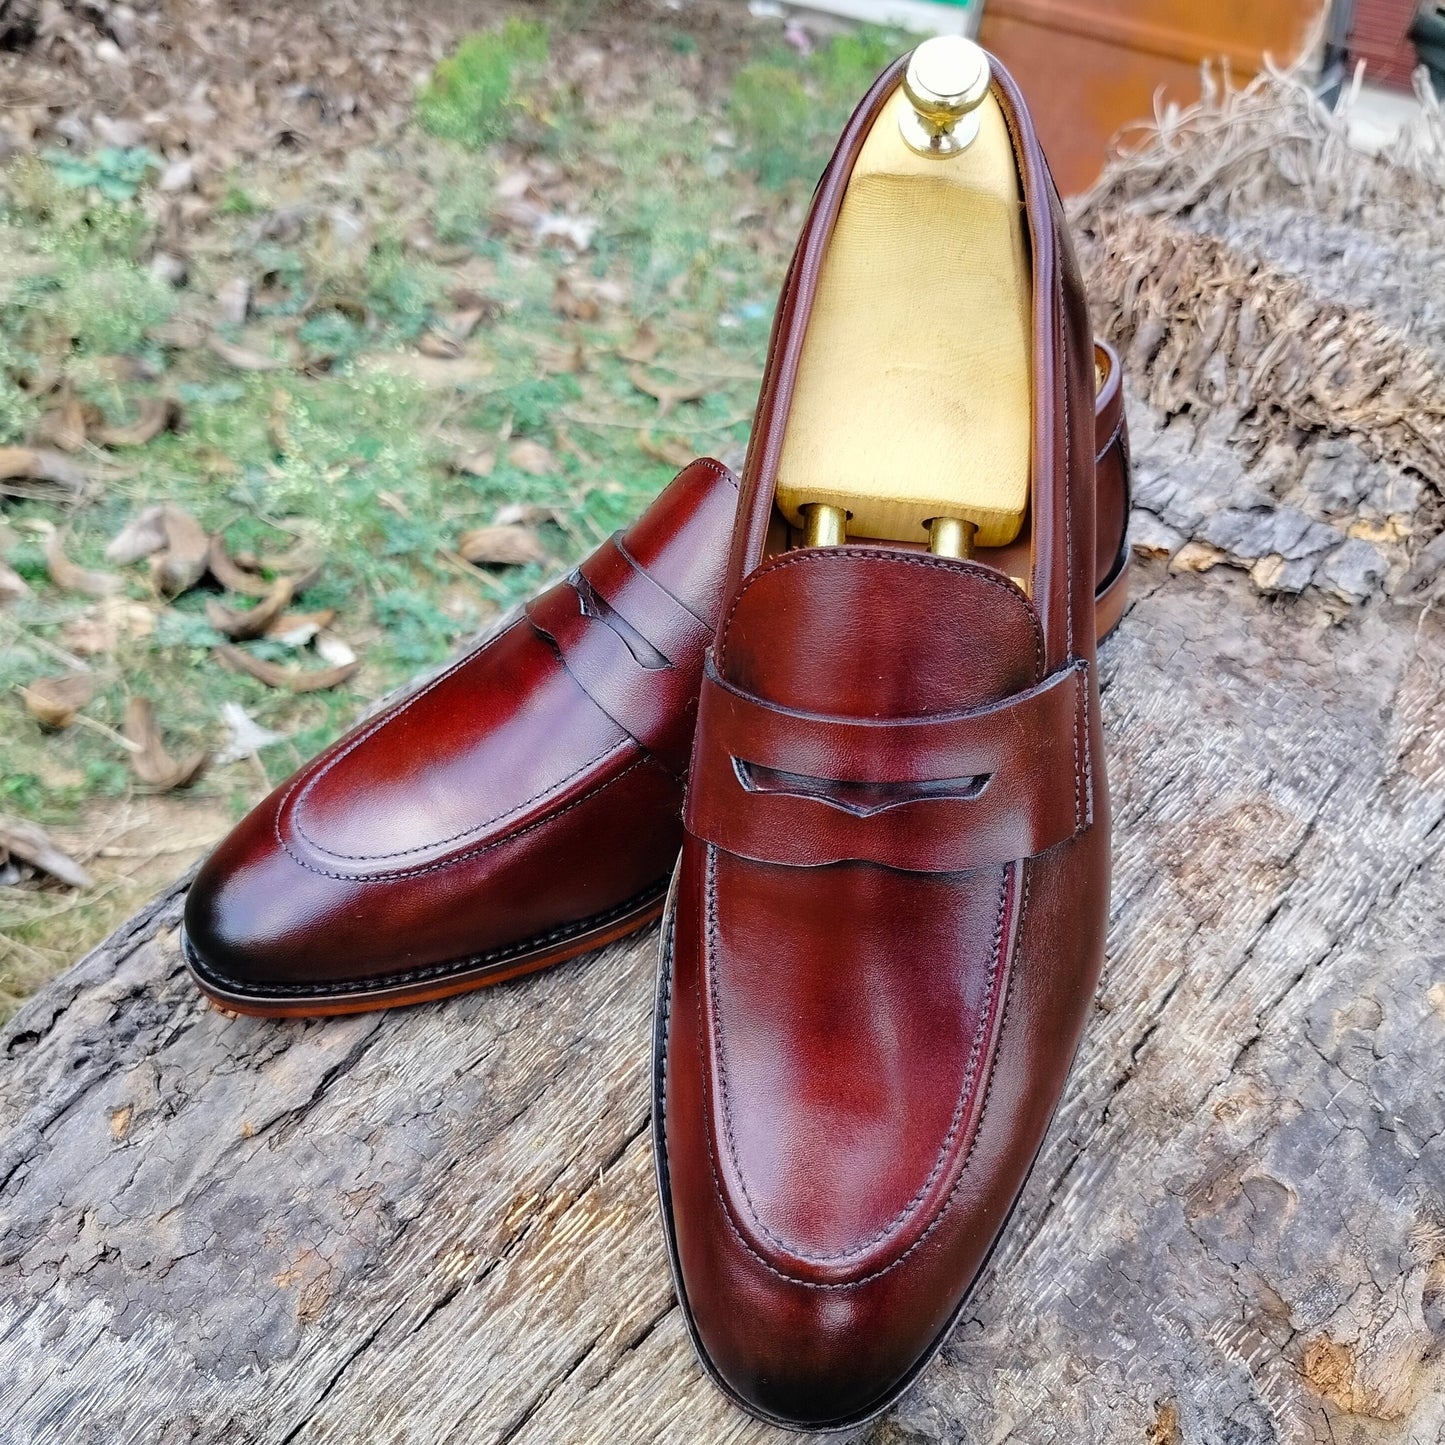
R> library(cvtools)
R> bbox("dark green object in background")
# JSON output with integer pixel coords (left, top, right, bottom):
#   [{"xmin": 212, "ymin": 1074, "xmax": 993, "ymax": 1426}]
[{"xmin": 1412, "ymin": 1, "xmax": 1445, "ymax": 96}]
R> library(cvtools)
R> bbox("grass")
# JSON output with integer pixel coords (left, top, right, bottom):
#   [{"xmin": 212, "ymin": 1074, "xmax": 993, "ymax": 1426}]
[
  {"xmin": 417, "ymin": 20, "xmax": 551, "ymax": 149},
  {"xmin": 0, "ymin": 13, "xmax": 916, "ymax": 1018}
]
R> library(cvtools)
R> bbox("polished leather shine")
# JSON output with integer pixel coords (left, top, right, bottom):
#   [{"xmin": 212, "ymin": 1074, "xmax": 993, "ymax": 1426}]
[
  {"xmin": 184, "ymin": 351, "xmax": 1129, "ymax": 1014},
  {"xmin": 655, "ymin": 53, "xmax": 1111, "ymax": 1430},
  {"xmin": 182, "ymin": 458, "xmax": 739, "ymax": 1015}
]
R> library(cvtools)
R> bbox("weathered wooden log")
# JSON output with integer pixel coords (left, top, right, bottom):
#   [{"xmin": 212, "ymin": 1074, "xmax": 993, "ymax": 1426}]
[
  {"xmin": 4, "ymin": 66, "xmax": 1445, "ymax": 1445},
  {"xmin": 2, "ymin": 551, "xmax": 1442, "ymax": 1444}
]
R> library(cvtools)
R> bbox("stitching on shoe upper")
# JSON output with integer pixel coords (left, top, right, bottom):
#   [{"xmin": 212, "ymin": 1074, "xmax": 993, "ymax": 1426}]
[
  {"xmin": 716, "ymin": 548, "xmax": 1044, "ymax": 682},
  {"xmin": 276, "ymin": 752, "xmax": 646, "ymax": 883},
  {"xmin": 670, "ymin": 847, "xmax": 1029, "ymax": 1292},
  {"xmin": 701, "ymin": 845, "xmax": 1010, "ymax": 1271},
  {"xmin": 281, "ymin": 612, "xmax": 627, "ymax": 864}
]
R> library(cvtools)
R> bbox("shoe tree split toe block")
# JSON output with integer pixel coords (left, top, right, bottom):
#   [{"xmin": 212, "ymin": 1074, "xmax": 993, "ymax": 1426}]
[{"xmin": 779, "ymin": 38, "xmax": 1032, "ymax": 562}]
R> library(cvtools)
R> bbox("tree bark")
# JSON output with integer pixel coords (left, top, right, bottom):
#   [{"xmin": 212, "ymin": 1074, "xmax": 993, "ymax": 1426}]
[{"xmin": 2, "ymin": 490, "xmax": 1443, "ymax": 1444}]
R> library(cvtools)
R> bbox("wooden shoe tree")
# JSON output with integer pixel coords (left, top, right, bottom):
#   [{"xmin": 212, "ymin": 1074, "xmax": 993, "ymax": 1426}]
[{"xmin": 776, "ymin": 38, "xmax": 1032, "ymax": 563}]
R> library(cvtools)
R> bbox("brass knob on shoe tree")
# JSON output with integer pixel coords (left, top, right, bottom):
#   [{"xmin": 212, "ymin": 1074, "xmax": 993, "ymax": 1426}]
[
  {"xmin": 899, "ymin": 36, "xmax": 991, "ymax": 158},
  {"xmin": 801, "ymin": 503, "xmax": 848, "ymax": 548},
  {"xmin": 927, "ymin": 515, "xmax": 977, "ymax": 559}
]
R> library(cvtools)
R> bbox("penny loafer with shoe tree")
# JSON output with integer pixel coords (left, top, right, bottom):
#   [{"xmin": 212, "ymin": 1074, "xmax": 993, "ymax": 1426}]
[{"xmin": 655, "ymin": 41, "xmax": 1112, "ymax": 1429}]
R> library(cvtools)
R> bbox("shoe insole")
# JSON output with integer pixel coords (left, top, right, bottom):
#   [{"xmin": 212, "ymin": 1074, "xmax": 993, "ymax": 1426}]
[{"xmin": 775, "ymin": 85, "xmax": 1032, "ymax": 550}]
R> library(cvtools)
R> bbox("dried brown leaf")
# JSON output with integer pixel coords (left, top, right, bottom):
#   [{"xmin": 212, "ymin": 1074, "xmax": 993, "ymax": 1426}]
[
  {"xmin": 637, "ymin": 430, "xmax": 696, "ymax": 468},
  {"xmin": 493, "ymin": 502, "xmax": 558, "ymax": 527},
  {"xmin": 105, "ymin": 505, "xmax": 169, "ymax": 565},
  {"xmin": 22, "ymin": 672, "xmax": 94, "ymax": 730},
  {"xmin": 215, "ymin": 644, "xmax": 360, "ymax": 693},
  {"xmin": 37, "ymin": 391, "xmax": 92, "ymax": 452},
  {"xmin": 207, "ymin": 335, "xmax": 287, "ymax": 372},
  {"xmin": 618, "ymin": 322, "xmax": 660, "ymax": 364},
  {"xmin": 61, "ymin": 597, "xmax": 155, "ymax": 656},
  {"xmin": 124, "ymin": 697, "xmax": 209, "ymax": 790},
  {"xmin": 417, "ymin": 330, "xmax": 465, "ymax": 360},
  {"xmin": 457, "ymin": 524, "xmax": 548, "ymax": 567},
  {"xmin": 149, "ymin": 506, "xmax": 210, "ymax": 597},
  {"xmin": 0, "ymin": 815, "xmax": 92, "ymax": 890},
  {"xmin": 205, "ymin": 577, "xmax": 294, "ymax": 640},
  {"xmin": 207, "ymin": 534, "xmax": 273, "ymax": 598},
  {"xmin": 507, "ymin": 440, "xmax": 555, "ymax": 476},
  {"xmin": 0, "ymin": 446, "xmax": 90, "ymax": 497},
  {"xmin": 450, "ymin": 448, "xmax": 495, "ymax": 478},
  {"xmin": 536, "ymin": 341, "xmax": 585, "ymax": 376},
  {"xmin": 627, "ymin": 365, "xmax": 709, "ymax": 417},
  {"xmin": 553, "ymin": 276, "xmax": 599, "ymax": 322},
  {"xmin": 265, "ymin": 608, "xmax": 337, "ymax": 646},
  {"xmin": 94, "ymin": 396, "xmax": 183, "ymax": 448},
  {"xmin": 44, "ymin": 528, "xmax": 121, "ymax": 597}
]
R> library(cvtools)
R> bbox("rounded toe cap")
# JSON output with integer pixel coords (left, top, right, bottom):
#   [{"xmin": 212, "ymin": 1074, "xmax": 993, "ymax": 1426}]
[{"xmin": 183, "ymin": 811, "xmax": 348, "ymax": 1001}]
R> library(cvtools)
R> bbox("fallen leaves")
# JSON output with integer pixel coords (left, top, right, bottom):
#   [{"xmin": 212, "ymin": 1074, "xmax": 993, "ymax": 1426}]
[
  {"xmin": 638, "ymin": 430, "xmax": 697, "ymax": 468},
  {"xmin": 458, "ymin": 524, "xmax": 548, "ymax": 567},
  {"xmin": 94, "ymin": 397, "xmax": 183, "ymax": 449},
  {"xmin": 147, "ymin": 506, "xmax": 209, "ymax": 597},
  {"xmin": 0, "ymin": 446, "xmax": 91, "ymax": 499},
  {"xmin": 0, "ymin": 816, "xmax": 93, "ymax": 891},
  {"xmin": 215, "ymin": 644, "xmax": 360, "ymax": 693},
  {"xmin": 105, "ymin": 506, "xmax": 170, "ymax": 565},
  {"xmin": 124, "ymin": 697, "xmax": 209, "ymax": 790},
  {"xmin": 22, "ymin": 673, "xmax": 95, "ymax": 731},
  {"xmin": 507, "ymin": 439, "xmax": 555, "ymax": 476},
  {"xmin": 450, "ymin": 448, "xmax": 496, "ymax": 479},
  {"xmin": 206, "ymin": 578, "xmax": 295, "ymax": 640},
  {"xmin": 628, "ymin": 365, "xmax": 710, "ymax": 417},
  {"xmin": 207, "ymin": 335, "xmax": 287, "ymax": 372},
  {"xmin": 43, "ymin": 526, "xmax": 121, "ymax": 598},
  {"xmin": 618, "ymin": 323, "xmax": 660, "ymax": 364}
]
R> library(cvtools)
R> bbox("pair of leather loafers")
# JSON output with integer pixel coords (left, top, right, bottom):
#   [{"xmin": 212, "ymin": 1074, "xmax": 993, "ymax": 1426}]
[{"xmin": 184, "ymin": 44, "xmax": 1120, "ymax": 1431}]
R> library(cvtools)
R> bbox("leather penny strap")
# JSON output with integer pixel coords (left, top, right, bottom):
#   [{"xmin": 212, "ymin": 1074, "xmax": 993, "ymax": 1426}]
[
  {"xmin": 526, "ymin": 535, "xmax": 712, "ymax": 777},
  {"xmin": 685, "ymin": 657, "xmax": 1093, "ymax": 873}
]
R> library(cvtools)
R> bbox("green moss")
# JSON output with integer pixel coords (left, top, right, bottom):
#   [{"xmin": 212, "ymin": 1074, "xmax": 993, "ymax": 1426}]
[{"xmin": 417, "ymin": 20, "xmax": 550, "ymax": 150}]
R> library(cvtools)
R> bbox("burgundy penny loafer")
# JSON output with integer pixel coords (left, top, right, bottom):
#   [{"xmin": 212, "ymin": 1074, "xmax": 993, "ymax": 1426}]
[
  {"xmin": 184, "ymin": 350, "xmax": 1128, "ymax": 1017},
  {"xmin": 655, "ymin": 44, "xmax": 1110, "ymax": 1429},
  {"xmin": 182, "ymin": 458, "xmax": 738, "ymax": 1016}
]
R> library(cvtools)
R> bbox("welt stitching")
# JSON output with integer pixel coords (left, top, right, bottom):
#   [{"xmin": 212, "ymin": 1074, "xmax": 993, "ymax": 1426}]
[
  {"xmin": 700, "ymin": 849, "xmax": 1012, "ymax": 1280},
  {"xmin": 189, "ymin": 879, "xmax": 665, "ymax": 997},
  {"xmin": 718, "ymin": 549, "xmax": 1043, "ymax": 679},
  {"xmin": 277, "ymin": 753, "xmax": 645, "ymax": 882}
]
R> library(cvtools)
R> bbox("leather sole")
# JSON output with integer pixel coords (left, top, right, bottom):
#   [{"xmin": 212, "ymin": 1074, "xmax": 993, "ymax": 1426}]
[
  {"xmin": 181, "ymin": 881, "xmax": 668, "ymax": 1017},
  {"xmin": 650, "ymin": 862, "xmax": 1066, "ymax": 1432}
]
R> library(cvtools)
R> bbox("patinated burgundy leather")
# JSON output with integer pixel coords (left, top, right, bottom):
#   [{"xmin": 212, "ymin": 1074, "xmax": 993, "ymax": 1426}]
[
  {"xmin": 182, "ymin": 458, "xmax": 739, "ymax": 1013},
  {"xmin": 184, "ymin": 357, "xmax": 1129, "ymax": 1013},
  {"xmin": 655, "ymin": 53, "xmax": 1111, "ymax": 1429}
]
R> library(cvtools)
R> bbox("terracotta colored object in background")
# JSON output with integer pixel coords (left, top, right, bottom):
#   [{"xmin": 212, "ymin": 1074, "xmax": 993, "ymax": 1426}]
[
  {"xmin": 979, "ymin": 0, "xmax": 1326, "ymax": 193},
  {"xmin": 1350, "ymin": 0, "xmax": 1425, "ymax": 88}
]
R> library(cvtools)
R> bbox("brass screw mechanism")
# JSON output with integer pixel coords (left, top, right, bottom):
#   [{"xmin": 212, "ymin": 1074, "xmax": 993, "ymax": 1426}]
[
  {"xmin": 800, "ymin": 503, "xmax": 848, "ymax": 548},
  {"xmin": 926, "ymin": 516, "xmax": 977, "ymax": 559},
  {"xmin": 899, "ymin": 36, "xmax": 991, "ymax": 158}
]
